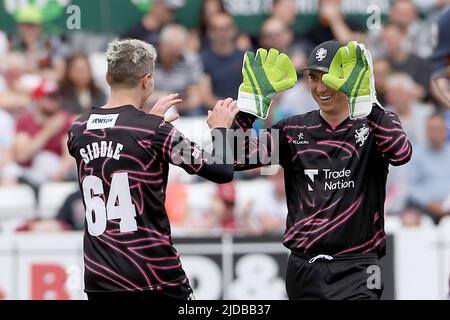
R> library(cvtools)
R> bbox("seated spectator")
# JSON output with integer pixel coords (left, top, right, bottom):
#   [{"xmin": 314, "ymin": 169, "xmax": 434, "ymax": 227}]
[
  {"xmin": 0, "ymin": 52, "xmax": 40, "ymax": 115},
  {"xmin": 123, "ymin": 0, "xmax": 180, "ymax": 47},
  {"xmin": 148, "ymin": 24, "xmax": 203, "ymax": 116},
  {"xmin": 60, "ymin": 54, "xmax": 106, "ymax": 115},
  {"xmin": 380, "ymin": 22, "xmax": 432, "ymax": 99},
  {"xmin": 0, "ymin": 108, "xmax": 19, "ymax": 186},
  {"xmin": 385, "ymin": 73, "xmax": 433, "ymax": 146},
  {"xmin": 200, "ymin": 13, "xmax": 245, "ymax": 108},
  {"xmin": 10, "ymin": 3, "xmax": 64, "ymax": 80},
  {"xmin": 407, "ymin": 113, "xmax": 450, "ymax": 224},
  {"xmin": 13, "ymin": 80, "xmax": 74, "ymax": 189}
]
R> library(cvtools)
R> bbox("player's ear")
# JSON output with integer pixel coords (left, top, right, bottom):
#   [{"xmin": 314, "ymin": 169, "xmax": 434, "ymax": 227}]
[{"xmin": 143, "ymin": 73, "xmax": 153, "ymax": 89}]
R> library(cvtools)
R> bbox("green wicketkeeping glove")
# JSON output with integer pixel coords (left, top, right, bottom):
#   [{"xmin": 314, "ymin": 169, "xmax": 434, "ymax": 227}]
[
  {"xmin": 322, "ymin": 41, "xmax": 381, "ymax": 119},
  {"xmin": 237, "ymin": 48, "xmax": 297, "ymax": 119}
]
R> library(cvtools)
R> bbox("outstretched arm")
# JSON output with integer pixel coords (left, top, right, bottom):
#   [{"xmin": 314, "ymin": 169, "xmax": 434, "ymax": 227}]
[
  {"xmin": 153, "ymin": 98, "xmax": 239, "ymax": 183},
  {"xmin": 232, "ymin": 111, "xmax": 286, "ymax": 171}
]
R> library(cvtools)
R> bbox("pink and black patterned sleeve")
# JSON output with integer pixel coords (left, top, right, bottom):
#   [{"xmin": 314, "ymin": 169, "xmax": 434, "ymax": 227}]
[
  {"xmin": 367, "ymin": 105, "xmax": 413, "ymax": 166},
  {"xmin": 153, "ymin": 119, "xmax": 234, "ymax": 183},
  {"xmin": 232, "ymin": 112, "xmax": 287, "ymax": 171}
]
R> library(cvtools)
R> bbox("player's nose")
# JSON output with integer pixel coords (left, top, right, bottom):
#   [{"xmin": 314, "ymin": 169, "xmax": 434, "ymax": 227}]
[{"xmin": 316, "ymin": 78, "xmax": 331, "ymax": 93}]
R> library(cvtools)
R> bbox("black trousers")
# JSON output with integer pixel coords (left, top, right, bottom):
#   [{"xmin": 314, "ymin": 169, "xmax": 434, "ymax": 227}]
[
  {"xmin": 87, "ymin": 283, "xmax": 193, "ymax": 301},
  {"xmin": 286, "ymin": 251, "xmax": 384, "ymax": 300}
]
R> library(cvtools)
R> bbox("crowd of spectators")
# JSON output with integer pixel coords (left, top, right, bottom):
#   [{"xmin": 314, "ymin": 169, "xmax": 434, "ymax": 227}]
[{"xmin": 0, "ymin": 0, "xmax": 450, "ymax": 234}]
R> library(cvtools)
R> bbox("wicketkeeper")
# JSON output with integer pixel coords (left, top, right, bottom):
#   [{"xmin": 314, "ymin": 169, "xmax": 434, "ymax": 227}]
[{"xmin": 232, "ymin": 39, "xmax": 412, "ymax": 299}]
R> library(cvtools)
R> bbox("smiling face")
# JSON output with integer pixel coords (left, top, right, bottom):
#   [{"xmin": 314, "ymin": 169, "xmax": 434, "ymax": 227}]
[{"xmin": 308, "ymin": 70, "xmax": 348, "ymax": 114}]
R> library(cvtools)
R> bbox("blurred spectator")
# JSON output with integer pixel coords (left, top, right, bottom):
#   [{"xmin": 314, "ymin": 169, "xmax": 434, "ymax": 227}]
[
  {"xmin": 149, "ymin": 24, "xmax": 203, "ymax": 116},
  {"xmin": 388, "ymin": 0, "xmax": 434, "ymax": 58},
  {"xmin": 0, "ymin": 109, "xmax": 19, "ymax": 186},
  {"xmin": 13, "ymin": 80, "xmax": 74, "ymax": 189},
  {"xmin": 385, "ymin": 73, "xmax": 433, "ymax": 146},
  {"xmin": 60, "ymin": 54, "xmax": 106, "ymax": 115},
  {"xmin": 407, "ymin": 113, "xmax": 450, "ymax": 224},
  {"xmin": 428, "ymin": 6, "xmax": 450, "ymax": 111},
  {"xmin": 210, "ymin": 182, "xmax": 243, "ymax": 233},
  {"xmin": 384, "ymin": 74, "xmax": 432, "ymax": 216},
  {"xmin": 305, "ymin": 0, "xmax": 366, "ymax": 47},
  {"xmin": 123, "ymin": 0, "xmax": 181, "ymax": 47},
  {"xmin": 259, "ymin": 17, "xmax": 305, "ymax": 72},
  {"xmin": 16, "ymin": 189, "xmax": 83, "ymax": 232},
  {"xmin": 10, "ymin": 3, "xmax": 64, "ymax": 80},
  {"xmin": 196, "ymin": 0, "xmax": 225, "ymax": 52},
  {"xmin": 272, "ymin": 0, "xmax": 296, "ymax": 28},
  {"xmin": 195, "ymin": 0, "xmax": 252, "ymax": 52},
  {"xmin": 381, "ymin": 22, "xmax": 432, "ymax": 98},
  {"xmin": 247, "ymin": 168, "xmax": 286, "ymax": 234},
  {"xmin": 55, "ymin": 190, "xmax": 84, "ymax": 230},
  {"xmin": 0, "ymin": 52, "xmax": 40, "ymax": 115},
  {"xmin": 373, "ymin": 58, "xmax": 393, "ymax": 106},
  {"xmin": 368, "ymin": 0, "xmax": 435, "ymax": 59},
  {"xmin": 259, "ymin": 17, "xmax": 317, "ymax": 122},
  {"xmin": 200, "ymin": 13, "xmax": 245, "ymax": 108}
]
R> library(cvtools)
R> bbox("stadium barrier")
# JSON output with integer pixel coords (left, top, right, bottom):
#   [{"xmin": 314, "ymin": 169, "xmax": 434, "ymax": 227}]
[{"xmin": 0, "ymin": 220, "xmax": 449, "ymax": 300}]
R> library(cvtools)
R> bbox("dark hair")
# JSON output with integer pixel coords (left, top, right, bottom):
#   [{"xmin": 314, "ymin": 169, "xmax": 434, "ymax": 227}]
[
  {"xmin": 200, "ymin": 0, "xmax": 226, "ymax": 31},
  {"xmin": 60, "ymin": 53, "xmax": 102, "ymax": 97}
]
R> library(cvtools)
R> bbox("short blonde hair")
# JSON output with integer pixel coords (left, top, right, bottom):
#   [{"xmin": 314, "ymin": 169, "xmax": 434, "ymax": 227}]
[{"xmin": 106, "ymin": 39, "xmax": 157, "ymax": 88}]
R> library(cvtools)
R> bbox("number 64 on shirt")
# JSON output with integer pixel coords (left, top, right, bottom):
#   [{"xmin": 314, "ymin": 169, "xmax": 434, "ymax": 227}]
[{"xmin": 82, "ymin": 172, "xmax": 138, "ymax": 236}]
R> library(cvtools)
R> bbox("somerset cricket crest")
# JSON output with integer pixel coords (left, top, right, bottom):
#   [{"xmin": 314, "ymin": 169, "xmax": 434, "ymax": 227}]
[{"xmin": 355, "ymin": 124, "xmax": 370, "ymax": 147}]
